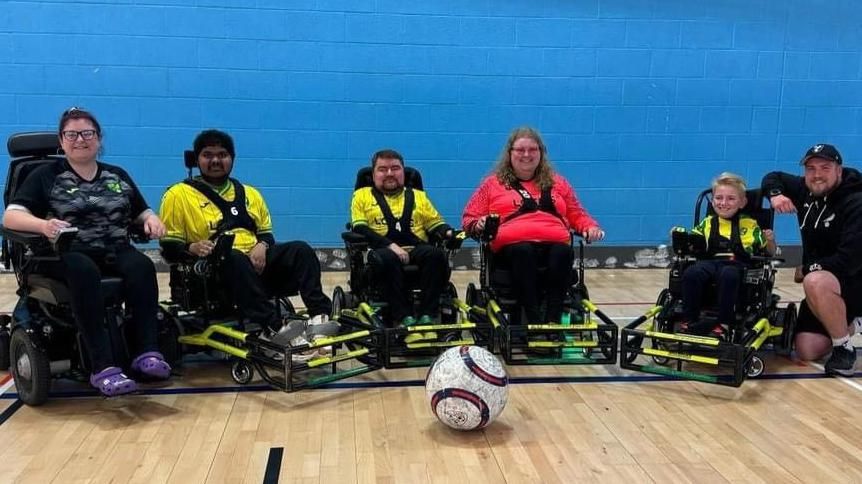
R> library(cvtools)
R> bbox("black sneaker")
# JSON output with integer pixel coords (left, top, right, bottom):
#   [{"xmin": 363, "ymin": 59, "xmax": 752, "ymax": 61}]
[{"xmin": 825, "ymin": 346, "xmax": 857, "ymax": 377}]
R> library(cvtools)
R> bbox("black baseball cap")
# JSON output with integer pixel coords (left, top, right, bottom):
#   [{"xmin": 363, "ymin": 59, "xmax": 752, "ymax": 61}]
[{"xmin": 801, "ymin": 143, "xmax": 842, "ymax": 165}]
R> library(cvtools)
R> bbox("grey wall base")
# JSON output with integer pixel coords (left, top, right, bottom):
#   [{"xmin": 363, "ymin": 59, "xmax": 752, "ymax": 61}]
[{"xmin": 136, "ymin": 245, "xmax": 803, "ymax": 273}]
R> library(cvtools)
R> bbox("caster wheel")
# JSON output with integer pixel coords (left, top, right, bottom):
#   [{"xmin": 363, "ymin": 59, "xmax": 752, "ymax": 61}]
[
  {"xmin": 746, "ymin": 355, "xmax": 765, "ymax": 378},
  {"xmin": 231, "ymin": 359, "xmax": 254, "ymax": 385}
]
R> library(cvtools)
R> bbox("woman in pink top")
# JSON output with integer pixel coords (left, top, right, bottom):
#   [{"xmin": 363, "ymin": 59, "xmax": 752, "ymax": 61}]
[{"xmin": 462, "ymin": 127, "xmax": 605, "ymax": 324}]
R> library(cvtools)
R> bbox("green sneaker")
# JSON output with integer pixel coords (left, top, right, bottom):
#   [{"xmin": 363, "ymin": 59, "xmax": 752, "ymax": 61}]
[
  {"xmin": 418, "ymin": 315, "xmax": 437, "ymax": 326},
  {"xmin": 401, "ymin": 316, "xmax": 417, "ymax": 327}
]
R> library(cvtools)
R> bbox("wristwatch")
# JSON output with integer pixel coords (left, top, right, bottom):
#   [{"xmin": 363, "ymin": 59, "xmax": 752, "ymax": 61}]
[{"xmin": 768, "ymin": 188, "xmax": 782, "ymax": 197}]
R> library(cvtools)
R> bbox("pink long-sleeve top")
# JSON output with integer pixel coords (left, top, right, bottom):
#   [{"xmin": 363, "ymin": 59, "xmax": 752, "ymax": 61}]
[{"xmin": 462, "ymin": 174, "xmax": 599, "ymax": 252}]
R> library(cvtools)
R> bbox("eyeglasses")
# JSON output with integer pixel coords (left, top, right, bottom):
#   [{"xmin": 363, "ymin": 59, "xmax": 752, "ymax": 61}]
[
  {"xmin": 61, "ymin": 130, "xmax": 98, "ymax": 141},
  {"xmin": 63, "ymin": 106, "xmax": 82, "ymax": 116},
  {"xmin": 511, "ymin": 147, "xmax": 540, "ymax": 155},
  {"xmin": 200, "ymin": 151, "xmax": 232, "ymax": 162},
  {"xmin": 375, "ymin": 165, "xmax": 402, "ymax": 174}
]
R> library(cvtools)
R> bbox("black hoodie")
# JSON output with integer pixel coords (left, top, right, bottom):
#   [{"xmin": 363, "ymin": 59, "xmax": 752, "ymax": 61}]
[{"xmin": 761, "ymin": 167, "xmax": 862, "ymax": 279}]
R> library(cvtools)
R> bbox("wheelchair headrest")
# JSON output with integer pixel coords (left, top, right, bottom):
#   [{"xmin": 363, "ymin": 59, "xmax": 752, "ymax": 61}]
[
  {"xmin": 7, "ymin": 132, "xmax": 61, "ymax": 158},
  {"xmin": 4, "ymin": 132, "xmax": 66, "ymax": 207},
  {"xmin": 698, "ymin": 188, "xmax": 774, "ymax": 230},
  {"xmin": 354, "ymin": 166, "xmax": 423, "ymax": 191},
  {"xmin": 184, "ymin": 150, "xmax": 197, "ymax": 169}
]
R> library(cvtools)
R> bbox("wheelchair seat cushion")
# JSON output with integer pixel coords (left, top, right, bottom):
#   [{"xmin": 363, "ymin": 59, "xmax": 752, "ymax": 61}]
[
  {"xmin": 89, "ymin": 366, "xmax": 137, "ymax": 397},
  {"xmin": 131, "ymin": 351, "xmax": 171, "ymax": 380}
]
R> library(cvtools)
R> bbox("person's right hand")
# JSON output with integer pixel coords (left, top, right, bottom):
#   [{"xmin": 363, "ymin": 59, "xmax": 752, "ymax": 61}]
[
  {"xmin": 770, "ymin": 194, "xmax": 796, "ymax": 214},
  {"xmin": 388, "ymin": 243, "xmax": 409, "ymax": 264},
  {"xmin": 474, "ymin": 216, "xmax": 487, "ymax": 233},
  {"xmin": 189, "ymin": 240, "xmax": 215, "ymax": 258},
  {"xmin": 42, "ymin": 218, "xmax": 71, "ymax": 239}
]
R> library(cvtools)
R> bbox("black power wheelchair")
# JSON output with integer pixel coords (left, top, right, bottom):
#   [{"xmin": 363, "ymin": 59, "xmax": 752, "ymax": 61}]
[
  {"xmin": 465, "ymin": 215, "xmax": 619, "ymax": 365},
  {"xmin": 620, "ymin": 188, "xmax": 796, "ymax": 387},
  {"xmin": 158, "ymin": 150, "xmax": 382, "ymax": 391},
  {"xmin": 334, "ymin": 166, "xmax": 493, "ymax": 368},
  {"xmin": 0, "ymin": 132, "xmax": 179, "ymax": 406}
]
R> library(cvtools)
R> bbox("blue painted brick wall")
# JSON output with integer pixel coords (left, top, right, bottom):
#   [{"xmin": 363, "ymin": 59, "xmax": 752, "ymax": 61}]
[{"xmin": 3, "ymin": 0, "xmax": 862, "ymax": 246}]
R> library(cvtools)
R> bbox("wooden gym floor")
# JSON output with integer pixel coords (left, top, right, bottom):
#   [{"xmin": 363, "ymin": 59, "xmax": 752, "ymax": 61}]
[{"xmin": 0, "ymin": 269, "xmax": 860, "ymax": 483}]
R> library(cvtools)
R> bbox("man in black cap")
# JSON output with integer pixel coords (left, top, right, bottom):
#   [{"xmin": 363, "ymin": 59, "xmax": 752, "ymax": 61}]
[{"xmin": 762, "ymin": 143, "xmax": 862, "ymax": 376}]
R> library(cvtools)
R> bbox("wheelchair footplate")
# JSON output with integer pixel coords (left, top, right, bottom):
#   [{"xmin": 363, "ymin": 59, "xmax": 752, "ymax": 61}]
[
  {"xmin": 176, "ymin": 313, "xmax": 383, "ymax": 392},
  {"xmin": 485, "ymin": 298, "xmax": 618, "ymax": 366},
  {"xmin": 620, "ymin": 306, "xmax": 785, "ymax": 387},
  {"xmin": 378, "ymin": 299, "xmax": 496, "ymax": 368}
]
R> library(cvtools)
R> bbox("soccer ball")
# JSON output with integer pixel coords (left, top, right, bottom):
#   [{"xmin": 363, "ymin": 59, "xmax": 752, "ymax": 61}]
[{"xmin": 425, "ymin": 345, "xmax": 509, "ymax": 431}]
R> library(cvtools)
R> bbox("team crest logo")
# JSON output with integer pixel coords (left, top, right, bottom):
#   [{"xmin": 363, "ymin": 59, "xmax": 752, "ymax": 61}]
[{"xmin": 106, "ymin": 181, "xmax": 122, "ymax": 193}]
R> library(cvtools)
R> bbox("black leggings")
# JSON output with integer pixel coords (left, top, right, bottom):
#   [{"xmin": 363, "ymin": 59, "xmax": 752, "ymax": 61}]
[
  {"xmin": 681, "ymin": 259, "xmax": 743, "ymax": 324},
  {"xmin": 36, "ymin": 247, "xmax": 159, "ymax": 373},
  {"xmin": 497, "ymin": 242, "xmax": 574, "ymax": 324},
  {"xmin": 222, "ymin": 241, "xmax": 332, "ymax": 330},
  {"xmin": 368, "ymin": 244, "xmax": 448, "ymax": 322}
]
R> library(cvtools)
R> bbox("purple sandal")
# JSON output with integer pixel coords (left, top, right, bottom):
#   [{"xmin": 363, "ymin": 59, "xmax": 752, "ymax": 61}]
[
  {"xmin": 90, "ymin": 367, "xmax": 137, "ymax": 397},
  {"xmin": 131, "ymin": 351, "xmax": 172, "ymax": 380}
]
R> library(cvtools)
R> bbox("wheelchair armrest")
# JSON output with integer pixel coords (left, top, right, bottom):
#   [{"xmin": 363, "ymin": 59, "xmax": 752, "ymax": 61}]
[
  {"xmin": 129, "ymin": 225, "xmax": 150, "ymax": 244},
  {"xmin": 0, "ymin": 225, "xmax": 77, "ymax": 254},
  {"xmin": 748, "ymin": 254, "xmax": 785, "ymax": 265},
  {"xmin": 443, "ymin": 230, "xmax": 467, "ymax": 251},
  {"xmin": 671, "ymin": 229, "xmax": 706, "ymax": 257},
  {"xmin": 341, "ymin": 231, "xmax": 368, "ymax": 246},
  {"xmin": 0, "ymin": 226, "xmax": 47, "ymax": 246}
]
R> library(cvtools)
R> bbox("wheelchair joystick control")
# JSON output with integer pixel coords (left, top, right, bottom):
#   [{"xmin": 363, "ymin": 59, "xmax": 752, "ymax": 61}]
[{"xmin": 482, "ymin": 214, "xmax": 500, "ymax": 242}]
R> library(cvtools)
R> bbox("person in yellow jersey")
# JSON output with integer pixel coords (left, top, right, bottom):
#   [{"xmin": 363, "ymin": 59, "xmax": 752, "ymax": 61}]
[
  {"xmin": 159, "ymin": 130, "xmax": 333, "ymax": 358},
  {"xmin": 677, "ymin": 172, "xmax": 776, "ymax": 336},
  {"xmin": 350, "ymin": 149, "xmax": 458, "ymax": 327}
]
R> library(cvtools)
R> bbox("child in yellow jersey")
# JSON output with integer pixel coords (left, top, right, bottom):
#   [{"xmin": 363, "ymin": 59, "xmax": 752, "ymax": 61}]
[{"xmin": 679, "ymin": 173, "xmax": 777, "ymax": 336}]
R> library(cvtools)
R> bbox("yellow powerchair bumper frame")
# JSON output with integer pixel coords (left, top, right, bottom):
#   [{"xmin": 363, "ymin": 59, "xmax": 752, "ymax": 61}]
[
  {"xmin": 620, "ymin": 306, "xmax": 784, "ymax": 387},
  {"xmin": 350, "ymin": 300, "xmax": 495, "ymax": 368},
  {"xmin": 479, "ymin": 297, "xmax": 619, "ymax": 366},
  {"xmin": 177, "ymin": 315, "xmax": 383, "ymax": 392}
]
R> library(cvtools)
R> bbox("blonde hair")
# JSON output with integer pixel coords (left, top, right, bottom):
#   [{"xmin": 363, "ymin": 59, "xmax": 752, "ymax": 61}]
[
  {"xmin": 493, "ymin": 126, "xmax": 555, "ymax": 190},
  {"xmin": 712, "ymin": 172, "xmax": 747, "ymax": 198}
]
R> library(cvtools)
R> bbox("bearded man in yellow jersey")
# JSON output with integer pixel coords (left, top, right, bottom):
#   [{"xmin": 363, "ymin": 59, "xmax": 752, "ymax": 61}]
[
  {"xmin": 159, "ymin": 130, "xmax": 333, "ymax": 354},
  {"xmin": 350, "ymin": 149, "xmax": 457, "ymax": 327}
]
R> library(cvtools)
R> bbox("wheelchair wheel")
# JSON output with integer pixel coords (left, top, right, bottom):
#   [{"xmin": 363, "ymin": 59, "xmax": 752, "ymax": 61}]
[
  {"xmin": 332, "ymin": 286, "xmax": 347, "ymax": 317},
  {"xmin": 156, "ymin": 307, "xmax": 183, "ymax": 367},
  {"xmin": 745, "ymin": 354, "xmax": 765, "ymax": 378},
  {"xmin": 440, "ymin": 282, "xmax": 459, "ymax": 324},
  {"xmin": 623, "ymin": 333, "xmax": 643, "ymax": 364},
  {"xmin": 231, "ymin": 359, "xmax": 254, "ymax": 385},
  {"xmin": 651, "ymin": 337, "xmax": 671, "ymax": 366},
  {"xmin": 276, "ymin": 297, "xmax": 296, "ymax": 317},
  {"xmin": 656, "ymin": 289, "xmax": 673, "ymax": 310},
  {"xmin": 465, "ymin": 283, "xmax": 487, "ymax": 308},
  {"xmin": 773, "ymin": 303, "xmax": 797, "ymax": 357},
  {"xmin": 10, "ymin": 329, "xmax": 51, "ymax": 406},
  {"xmin": 0, "ymin": 318, "xmax": 10, "ymax": 371}
]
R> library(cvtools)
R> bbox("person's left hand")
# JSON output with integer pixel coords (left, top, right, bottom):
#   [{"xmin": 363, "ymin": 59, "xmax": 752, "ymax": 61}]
[
  {"xmin": 249, "ymin": 241, "xmax": 267, "ymax": 274},
  {"xmin": 143, "ymin": 214, "xmax": 166, "ymax": 239},
  {"xmin": 584, "ymin": 226, "xmax": 605, "ymax": 243}
]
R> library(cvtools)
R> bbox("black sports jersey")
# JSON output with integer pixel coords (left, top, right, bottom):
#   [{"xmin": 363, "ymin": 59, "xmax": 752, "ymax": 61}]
[{"xmin": 9, "ymin": 159, "xmax": 149, "ymax": 250}]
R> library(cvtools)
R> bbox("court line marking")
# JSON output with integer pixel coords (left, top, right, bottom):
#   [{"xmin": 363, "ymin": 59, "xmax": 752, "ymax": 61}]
[
  {"xmin": 0, "ymin": 369, "xmax": 857, "ymax": 401},
  {"xmin": 0, "ymin": 399, "xmax": 23, "ymax": 427},
  {"xmin": 806, "ymin": 362, "xmax": 862, "ymax": 393},
  {"xmin": 0, "ymin": 374, "xmax": 13, "ymax": 398},
  {"xmin": 262, "ymin": 447, "xmax": 284, "ymax": 484}
]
